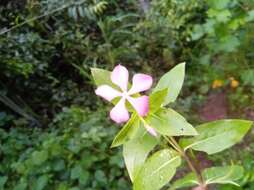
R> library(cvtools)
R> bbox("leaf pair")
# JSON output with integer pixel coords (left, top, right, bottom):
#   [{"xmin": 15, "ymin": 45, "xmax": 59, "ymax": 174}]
[
  {"xmin": 180, "ymin": 119, "xmax": 253, "ymax": 155},
  {"xmin": 170, "ymin": 165, "xmax": 244, "ymax": 190},
  {"xmin": 111, "ymin": 107, "xmax": 198, "ymax": 148}
]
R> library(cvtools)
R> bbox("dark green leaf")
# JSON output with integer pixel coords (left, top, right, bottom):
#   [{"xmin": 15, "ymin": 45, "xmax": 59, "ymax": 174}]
[
  {"xmin": 0, "ymin": 176, "xmax": 7, "ymax": 189},
  {"xmin": 33, "ymin": 175, "xmax": 48, "ymax": 190},
  {"xmin": 71, "ymin": 165, "xmax": 83, "ymax": 180},
  {"xmin": 31, "ymin": 150, "xmax": 48, "ymax": 165}
]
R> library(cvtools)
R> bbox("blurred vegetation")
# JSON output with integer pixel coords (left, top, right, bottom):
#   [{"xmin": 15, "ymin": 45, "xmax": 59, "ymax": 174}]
[
  {"xmin": 0, "ymin": 107, "xmax": 129, "ymax": 190},
  {"xmin": 0, "ymin": 0, "xmax": 254, "ymax": 189}
]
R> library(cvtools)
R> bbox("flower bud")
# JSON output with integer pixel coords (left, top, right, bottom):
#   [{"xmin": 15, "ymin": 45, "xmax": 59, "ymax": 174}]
[{"xmin": 144, "ymin": 125, "xmax": 157, "ymax": 137}]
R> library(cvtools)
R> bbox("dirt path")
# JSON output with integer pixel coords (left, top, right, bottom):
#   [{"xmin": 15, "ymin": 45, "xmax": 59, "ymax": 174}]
[{"xmin": 199, "ymin": 91, "xmax": 228, "ymax": 121}]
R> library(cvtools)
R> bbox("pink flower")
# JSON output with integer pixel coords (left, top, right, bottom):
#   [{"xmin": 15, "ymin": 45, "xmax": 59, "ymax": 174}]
[{"xmin": 95, "ymin": 64, "xmax": 153, "ymax": 124}]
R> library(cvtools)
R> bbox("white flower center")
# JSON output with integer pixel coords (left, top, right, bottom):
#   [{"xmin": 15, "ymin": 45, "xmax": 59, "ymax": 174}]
[{"xmin": 122, "ymin": 91, "xmax": 129, "ymax": 99}]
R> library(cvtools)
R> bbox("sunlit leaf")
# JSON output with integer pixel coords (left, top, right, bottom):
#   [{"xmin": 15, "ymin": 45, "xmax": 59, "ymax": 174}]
[
  {"xmin": 153, "ymin": 63, "xmax": 185, "ymax": 105},
  {"xmin": 149, "ymin": 88, "xmax": 168, "ymax": 113},
  {"xmin": 180, "ymin": 120, "xmax": 253, "ymax": 155},
  {"xmin": 134, "ymin": 149, "xmax": 181, "ymax": 190},
  {"xmin": 91, "ymin": 68, "xmax": 115, "ymax": 87},
  {"xmin": 111, "ymin": 113, "xmax": 139, "ymax": 148},
  {"xmin": 169, "ymin": 165, "xmax": 243, "ymax": 190},
  {"xmin": 147, "ymin": 108, "xmax": 198, "ymax": 136},
  {"xmin": 207, "ymin": 0, "xmax": 231, "ymax": 9},
  {"xmin": 123, "ymin": 126, "xmax": 158, "ymax": 181},
  {"xmin": 204, "ymin": 165, "xmax": 243, "ymax": 185},
  {"xmin": 168, "ymin": 173, "xmax": 197, "ymax": 190}
]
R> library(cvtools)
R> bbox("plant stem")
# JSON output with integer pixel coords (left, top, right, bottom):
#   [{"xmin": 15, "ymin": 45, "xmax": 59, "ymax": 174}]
[
  {"xmin": 165, "ymin": 136, "xmax": 208, "ymax": 190},
  {"xmin": 0, "ymin": 0, "xmax": 87, "ymax": 35}
]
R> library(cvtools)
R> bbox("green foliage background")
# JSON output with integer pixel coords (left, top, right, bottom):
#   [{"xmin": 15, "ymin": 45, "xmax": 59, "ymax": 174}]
[{"xmin": 0, "ymin": 0, "xmax": 254, "ymax": 189}]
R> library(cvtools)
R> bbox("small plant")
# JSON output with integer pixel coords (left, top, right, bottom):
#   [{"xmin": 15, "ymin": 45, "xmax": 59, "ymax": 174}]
[{"xmin": 92, "ymin": 63, "xmax": 253, "ymax": 190}]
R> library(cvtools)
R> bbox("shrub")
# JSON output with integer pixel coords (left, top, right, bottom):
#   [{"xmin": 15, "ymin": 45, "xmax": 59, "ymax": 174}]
[{"xmin": 0, "ymin": 107, "xmax": 130, "ymax": 190}]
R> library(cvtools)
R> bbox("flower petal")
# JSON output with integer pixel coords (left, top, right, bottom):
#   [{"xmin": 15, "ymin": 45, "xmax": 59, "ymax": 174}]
[
  {"xmin": 128, "ymin": 74, "xmax": 153, "ymax": 95},
  {"xmin": 144, "ymin": 125, "xmax": 158, "ymax": 137},
  {"xmin": 111, "ymin": 64, "xmax": 129, "ymax": 91},
  {"xmin": 127, "ymin": 96, "xmax": 149, "ymax": 116},
  {"xmin": 95, "ymin": 85, "xmax": 122, "ymax": 102},
  {"xmin": 110, "ymin": 98, "xmax": 130, "ymax": 124}
]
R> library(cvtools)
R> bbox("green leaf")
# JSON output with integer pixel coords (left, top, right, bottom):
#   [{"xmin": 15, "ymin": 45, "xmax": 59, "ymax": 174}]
[
  {"xmin": 111, "ymin": 113, "xmax": 139, "ymax": 148},
  {"xmin": 169, "ymin": 165, "xmax": 243, "ymax": 190},
  {"xmin": 52, "ymin": 159, "xmax": 65, "ymax": 171},
  {"xmin": 153, "ymin": 63, "xmax": 185, "ymax": 105},
  {"xmin": 149, "ymin": 88, "xmax": 168, "ymax": 113},
  {"xmin": 14, "ymin": 181, "xmax": 27, "ymax": 190},
  {"xmin": 168, "ymin": 173, "xmax": 197, "ymax": 190},
  {"xmin": 208, "ymin": 9, "xmax": 231, "ymax": 23},
  {"xmin": 69, "ymin": 187, "xmax": 79, "ymax": 190},
  {"xmin": 207, "ymin": 0, "xmax": 230, "ymax": 9},
  {"xmin": 71, "ymin": 165, "xmax": 83, "ymax": 180},
  {"xmin": 0, "ymin": 176, "xmax": 7, "ymax": 189},
  {"xmin": 180, "ymin": 120, "xmax": 253, "ymax": 155},
  {"xmin": 217, "ymin": 36, "xmax": 240, "ymax": 53},
  {"xmin": 204, "ymin": 165, "xmax": 243, "ymax": 185},
  {"xmin": 79, "ymin": 171, "xmax": 89, "ymax": 185},
  {"xmin": 133, "ymin": 149, "xmax": 181, "ymax": 190},
  {"xmin": 123, "ymin": 126, "xmax": 158, "ymax": 181},
  {"xmin": 246, "ymin": 10, "xmax": 254, "ymax": 22},
  {"xmin": 94, "ymin": 170, "xmax": 107, "ymax": 184},
  {"xmin": 33, "ymin": 175, "xmax": 48, "ymax": 190},
  {"xmin": 31, "ymin": 150, "xmax": 48, "ymax": 165},
  {"xmin": 91, "ymin": 68, "xmax": 115, "ymax": 87},
  {"xmin": 191, "ymin": 25, "xmax": 205, "ymax": 40},
  {"xmin": 147, "ymin": 108, "xmax": 198, "ymax": 136},
  {"xmin": 241, "ymin": 69, "xmax": 254, "ymax": 86}
]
